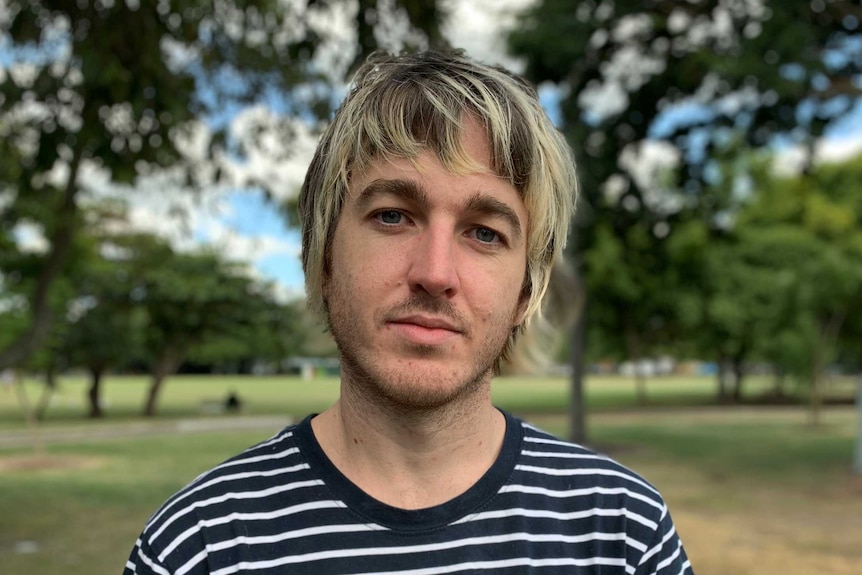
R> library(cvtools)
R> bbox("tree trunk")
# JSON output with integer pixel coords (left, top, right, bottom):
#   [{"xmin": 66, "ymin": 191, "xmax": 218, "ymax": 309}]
[
  {"xmin": 569, "ymin": 292, "xmax": 588, "ymax": 445},
  {"xmin": 87, "ymin": 367, "xmax": 105, "ymax": 418},
  {"xmin": 809, "ymin": 353, "xmax": 823, "ymax": 427},
  {"xmin": 624, "ymin": 324, "xmax": 647, "ymax": 405},
  {"xmin": 716, "ymin": 356, "xmax": 731, "ymax": 403},
  {"xmin": 144, "ymin": 372, "xmax": 166, "ymax": 418},
  {"xmin": 0, "ymin": 152, "xmax": 83, "ymax": 371},
  {"xmin": 33, "ymin": 370, "xmax": 57, "ymax": 421},
  {"xmin": 809, "ymin": 312, "xmax": 847, "ymax": 426},
  {"xmin": 144, "ymin": 348, "xmax": 186, "ymax": 417},
  {"xmin": 730, "ymin": 354, "xmax": 745, "ymax": 403},
  {"xmin": 854, "ymin": 377, "xmax": 862, "ymax": 475}
]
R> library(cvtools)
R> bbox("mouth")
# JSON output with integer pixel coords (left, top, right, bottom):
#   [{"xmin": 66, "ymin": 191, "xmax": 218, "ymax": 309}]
[{"xmin": 386, "ymin": 315, "xmax": 463, "ymax": 346}]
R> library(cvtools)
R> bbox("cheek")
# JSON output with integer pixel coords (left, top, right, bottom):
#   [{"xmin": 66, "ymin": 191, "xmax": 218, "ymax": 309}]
[{"xmin": 339, "ymin": 248, "xmax": 402, "ymax": 298}]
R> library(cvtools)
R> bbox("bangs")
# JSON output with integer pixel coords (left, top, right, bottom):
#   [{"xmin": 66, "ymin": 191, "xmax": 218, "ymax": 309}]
[{"xmin": 343, "ymin": 56, "xmax": 537, "ymax": 191}]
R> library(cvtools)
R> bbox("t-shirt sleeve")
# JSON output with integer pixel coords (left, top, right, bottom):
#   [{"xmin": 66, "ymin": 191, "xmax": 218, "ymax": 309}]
[
  {"xmin": 634, "ymin": 506, "xmax": 694, "ymax": 574},
  {"xmin": 123, "ymin": 535, "xmax": 172, "ymax": 575}
]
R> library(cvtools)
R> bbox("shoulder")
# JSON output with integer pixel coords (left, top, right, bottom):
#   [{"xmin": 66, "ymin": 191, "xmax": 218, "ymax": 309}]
[
  {"xmin": 493, "ymin": 416, "xmax": 693, "ymax": 573},
  {"xmin": 136, "ymin": 422, "xmax": 315, "ymax": 563},
  {"xmin": 509, "ymin": 417, "xmax": 671, "ymax": 521}
]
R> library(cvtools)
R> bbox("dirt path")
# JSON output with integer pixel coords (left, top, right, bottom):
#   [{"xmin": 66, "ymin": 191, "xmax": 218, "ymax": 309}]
[
  {"xmin": 0, "ymin": 415, "xmax": 291, "ymax": 451},
  {"xmin": 675, "ymin": 483, "xmax": 862, "ymax": 575}
]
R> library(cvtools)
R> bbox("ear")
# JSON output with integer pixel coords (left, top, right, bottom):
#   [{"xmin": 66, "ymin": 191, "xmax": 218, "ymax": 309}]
[{"xmin": 513, "ymin": 289, "xmax": 530, "ymax": 328}]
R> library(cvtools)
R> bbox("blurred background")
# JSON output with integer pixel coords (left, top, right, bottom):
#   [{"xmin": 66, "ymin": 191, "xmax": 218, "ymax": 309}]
[{"xmin": 1, "ymin": 1, "xmax": 861, "ymax": 574}]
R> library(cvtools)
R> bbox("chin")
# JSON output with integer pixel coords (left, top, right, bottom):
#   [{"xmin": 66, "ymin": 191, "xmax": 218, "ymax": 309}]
[{"xmin": 344, "ymin": 355, "xmax": 492, "ymax": 412}]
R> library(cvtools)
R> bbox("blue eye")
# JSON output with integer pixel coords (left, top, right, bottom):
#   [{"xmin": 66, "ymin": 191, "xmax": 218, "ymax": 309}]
[
  {"xmin": 377, "ymin": 210, "xmax": 402, "ymax": 224},
  {"xmin": 475, "ymin": 228, "xmax": 498, "ymax": 243}
]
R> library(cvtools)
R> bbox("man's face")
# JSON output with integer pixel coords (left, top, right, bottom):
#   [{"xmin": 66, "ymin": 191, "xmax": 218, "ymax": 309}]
[{"xmin": 323, "ymin": 119, "xmax": 529, "ymax": 410}]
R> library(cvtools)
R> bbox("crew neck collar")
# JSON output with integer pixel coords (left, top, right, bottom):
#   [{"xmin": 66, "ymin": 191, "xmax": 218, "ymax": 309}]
[{"xmin": 294, "ymin": 409, "xmax": 523, "ymax": 532}]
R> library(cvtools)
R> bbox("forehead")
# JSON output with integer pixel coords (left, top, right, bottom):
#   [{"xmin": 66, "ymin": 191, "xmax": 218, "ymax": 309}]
[
  {"xmin": 341, "ymin": 117, "xmax": 529, "ymax": 240},
  {"xmin": 348, "ymin": 114, "xmax": 498, "ymax": 185}
]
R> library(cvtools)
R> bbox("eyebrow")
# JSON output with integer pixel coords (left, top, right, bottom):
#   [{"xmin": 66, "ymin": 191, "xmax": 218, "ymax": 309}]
[
  {"xmin": 464, "ymin": 193, "xmax": 523, "ymax": 241},
  {"xmin": 355, "ymin": 178, "xmax": 523, "ymax": 241},
  {"xmin": 355, "ymin": 179, "xmax": 429, "ymax": 212}
]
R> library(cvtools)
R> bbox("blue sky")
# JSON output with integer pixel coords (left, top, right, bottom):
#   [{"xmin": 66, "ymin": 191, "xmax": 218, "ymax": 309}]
[
  {"xmin": 224, "ymin": 191, "xmax": 305, "ymax": 296},
  {"xmin": 36, "ymin": 0, "xmax": 851, "ymax": 301},
  {"xmin": 223, "ymin": 90, "xmax": 862, "ymax": 299}
]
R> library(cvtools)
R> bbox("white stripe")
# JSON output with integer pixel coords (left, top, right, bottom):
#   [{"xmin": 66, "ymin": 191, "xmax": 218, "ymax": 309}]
[
  {"xmin": 500, "ymin": 484, "xmax": 664, "ymax": 513},
  {"xmin": 251, "ymin": 429, "xmax": 295, "ymax": 450},
  {"xmin": 209, "ymin": 522, "xmax": 386, "ymax": 551},
  {"xmin": 176, "ymin": 549, "xmax": 208, "ymax": 575},
  {"xmin": 150, "ymin": 479, "xmax": 325, "ymax": 544},
  {"xmin": 639, "ymin": 520, "xmax": 676, "ymax": 568},
  {"xmin": 151, "ymin": 460, "xmax": 307, "ymax": 530},
  {"xmin": 516, "ymin": 464, "xmax": 661, "ymax": 497},
  {"xmin": 133, "ymin": 545, "xmax": 171, "ymax": 575},
  {"xmin": 149, "ymin": 445, "xmax": 302, "ymax": 528},
  {"xmin": 520, "ymin": 423, "xmax": 590, "ymax": 448},
  {"xmin": 163, "ymin": 511, "xmax": 376, "ymax": 565},
  {"xmin": 522, "ymin": 449, "xmax": 609, "ymax": 462},
  {"xmin": 207, "ymin": 533, "xmax": 631, "ymax": 575},
  {"xmin": 523, "ymin": 434, "xmax": 589, "ymax": 449},
  {"xmin": 182, "ymin": 432, "xmax": 295, "ymax": 488},
  {"xmin": 653, "ymin": 540, "xmax": 683, "ymax": 574},
  {"xmin": 178, "ymin": 528, "xmax": 647, "ymax": 575},
  {"xmin": 368, "ymin": 556, "xmax": 628, "ymax": 575},
  {"xmin": 458, "ymin": 506, "xmax": 658, "ymax": 531}
]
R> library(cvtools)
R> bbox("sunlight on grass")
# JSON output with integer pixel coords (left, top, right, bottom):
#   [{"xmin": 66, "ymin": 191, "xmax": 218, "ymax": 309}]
[{"xmin": 1, "ymin": 374, "xmax": 860, "ymax": 575}]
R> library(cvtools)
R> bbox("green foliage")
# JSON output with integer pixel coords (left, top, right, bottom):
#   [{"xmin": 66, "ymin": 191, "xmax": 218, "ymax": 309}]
[
  {"xmin": 19, "ymin": 199, "xmax": 312, "ymax": 416},
  {"xmin": 0, "ymin": 0, "xmax": 447, "ymax": 369},
  {"xmin": 739, "ymin": 156, "xmax": 862, "ymax": 383},
  {"xmin": 507, "ymin": 1, "xmax": 862, "ymax": 391}
]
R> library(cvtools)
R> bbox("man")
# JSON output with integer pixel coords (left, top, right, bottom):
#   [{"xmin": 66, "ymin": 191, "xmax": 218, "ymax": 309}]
[{"xmin": 124, "ymin": 50, "xmax": 693, "ymax": 575}]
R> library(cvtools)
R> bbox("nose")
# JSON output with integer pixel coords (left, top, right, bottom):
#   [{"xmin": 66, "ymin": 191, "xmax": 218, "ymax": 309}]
[{"xmin": 407, "ymin": 225, "xmax": 460, "ymax": 298}]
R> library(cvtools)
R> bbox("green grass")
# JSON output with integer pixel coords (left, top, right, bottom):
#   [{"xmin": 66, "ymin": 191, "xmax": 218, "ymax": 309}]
[
  {"xmin": 0, "ymin": 431, "xmax": 266, "ymax": 575},
  {"xmin": 5, "ymin": 371, "xmax": 852, "ymax": 427},
  {"xmin": 0, "ymin": 373, "xmax": 859, "ymax": 575}
]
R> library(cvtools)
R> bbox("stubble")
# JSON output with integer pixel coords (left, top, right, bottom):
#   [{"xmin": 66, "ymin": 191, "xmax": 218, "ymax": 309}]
[{"xmin": 326, "ymin": 283, "xmax": 518, "ymax": 416}]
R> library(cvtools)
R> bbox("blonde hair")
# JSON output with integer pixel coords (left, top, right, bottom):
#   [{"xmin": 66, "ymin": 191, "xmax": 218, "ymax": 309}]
[{"xmin": 299, "ymin": 50, "xmax": 578, "ymax": 367}]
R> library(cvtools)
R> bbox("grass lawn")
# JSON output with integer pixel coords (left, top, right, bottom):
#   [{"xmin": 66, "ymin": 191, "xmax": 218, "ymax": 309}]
[
  {"xmin": 4, "ymin": 371, "xmax": 854, "ymax": 425},
  {"xmin": 0, "ymin": 373, "xmax": 860, "ymax": 575}
]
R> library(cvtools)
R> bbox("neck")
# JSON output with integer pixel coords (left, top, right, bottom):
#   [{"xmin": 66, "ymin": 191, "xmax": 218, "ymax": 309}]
[{"xmin": 311, "ymin": 376, "xmax": 506, "ymax": 510}]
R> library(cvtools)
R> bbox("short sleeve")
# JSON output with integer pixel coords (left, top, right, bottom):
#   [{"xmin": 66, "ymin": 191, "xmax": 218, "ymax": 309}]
[
  {"xmin": 634, "ymin": 506, "xmax": 694, "ymax": 575},
  {"xmin": 123, "ymin": 536, "xmax": 172, "ymax": 575}
]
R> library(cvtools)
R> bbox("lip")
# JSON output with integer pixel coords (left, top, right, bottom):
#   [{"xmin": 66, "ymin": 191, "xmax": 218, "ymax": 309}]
[
  {"xmin": 387, "ymin": 315, "xmax": 462, "ymax": 345},
  {"xmin": 393, "ymin": 315, "xmax": 461, "ymax": 331}
]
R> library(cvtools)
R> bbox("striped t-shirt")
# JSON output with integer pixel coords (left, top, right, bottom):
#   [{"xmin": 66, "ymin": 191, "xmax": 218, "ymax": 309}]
[{"xmin": 123, "ymin": 411, "xmax": 693, "ymax": 574}]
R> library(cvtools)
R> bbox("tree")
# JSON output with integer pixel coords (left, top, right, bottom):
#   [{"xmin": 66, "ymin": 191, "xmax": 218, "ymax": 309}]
[
  {"xmin": 508, "ymin": 0, "xmax": 862, "ymax": 442},
  {"xmin": 135, "ymin": 245, "xmax": 288, "ymax": 417},
  {"xmin": 62, "ymin": 220, "xmax": 147, "ymax": 418},
  {"xmin": 185, "ymin": 289, "xmax": 306, "ymax": 374},
  {"xmin": 738, "ymin": 154, "xmax": 862, "ymax": 423},
  {"xmin": 0, "ymin": 0, "xmax": 447, "ymax": 371}
]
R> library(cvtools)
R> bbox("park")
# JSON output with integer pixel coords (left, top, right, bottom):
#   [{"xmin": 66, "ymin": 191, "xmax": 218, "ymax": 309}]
[
  {"xmin": 0, "ymin": 372, "xmax": 860, "ymax": 575},
  {"xmin": 2, "ymin": 2, "xmax": 862, "ymax": 574}
]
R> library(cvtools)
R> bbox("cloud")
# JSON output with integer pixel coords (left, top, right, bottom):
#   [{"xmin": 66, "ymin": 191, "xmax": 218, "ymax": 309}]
[
  {"xmin": 224, "ymin": 106, "xmax": 318, "ymax": 202},
  {"xmin": 816, "ymin": 136, "xmax": 862, "ymax": 163},
  {"xmin": 772, "ymin": 134, "xmax": 862, "ymax": 175},
  {"xmin": 12, "ymin": 221, "xmax": 50, "ymax": 254},
  {"xmin": 65, "ymin": 0, "xmax": 862, "ymax": 300},
  {"xmin": 445, "ymin": 0, "xmax": 533, "ymax": 71}
]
